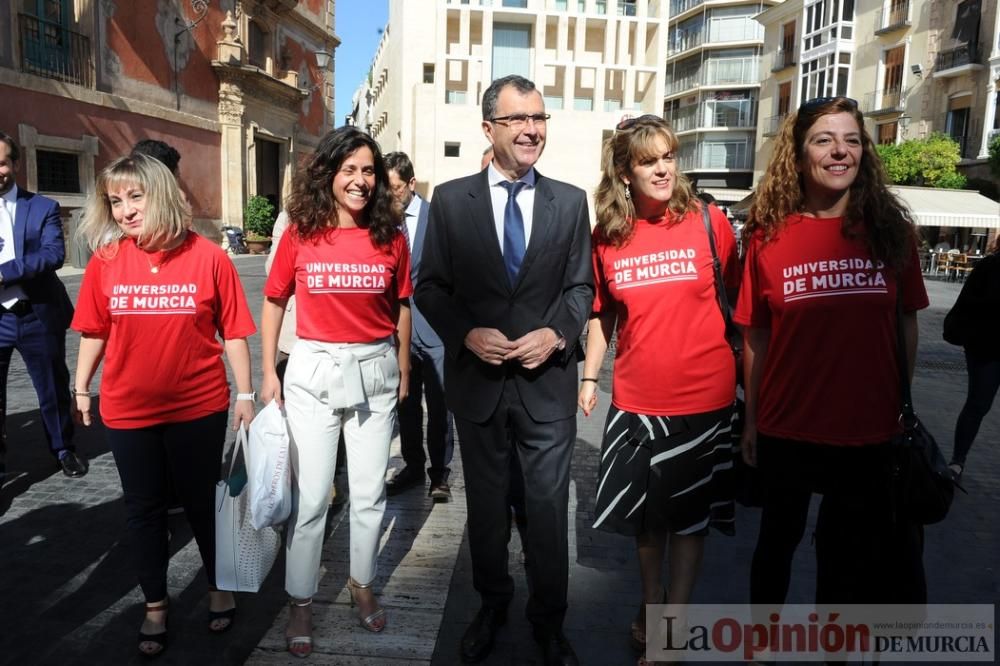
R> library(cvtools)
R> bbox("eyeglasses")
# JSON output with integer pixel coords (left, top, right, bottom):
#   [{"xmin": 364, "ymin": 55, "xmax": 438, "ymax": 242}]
[
  {"xmin": 616, "ymin": 114, "xmax": 665, "ymax": 130},
  {"xmin": 798, "ymin": 96, "xmax": 859, "ymax": 113},
  {"xmin": 488, "ymin": 113, "xmax": 551, "ymax": 130}
]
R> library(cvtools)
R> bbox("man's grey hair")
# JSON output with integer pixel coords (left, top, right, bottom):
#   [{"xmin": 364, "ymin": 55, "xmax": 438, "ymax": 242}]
[{"xmin": 482, "ymin": 75, "xmax": 537, "ymax": 121}]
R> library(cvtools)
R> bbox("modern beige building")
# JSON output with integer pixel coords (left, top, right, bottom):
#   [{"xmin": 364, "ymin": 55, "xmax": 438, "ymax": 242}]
[
  {"xmin": 350, "ymin": 0, "xmax": 669, "ymax": 203},
  {"xmin": 664, "ymin": 0, "xmax": 779, "ymax": 205},
  {"xmin": 753, "ymin": 0, "xmax": 999, "ymax": 246}
]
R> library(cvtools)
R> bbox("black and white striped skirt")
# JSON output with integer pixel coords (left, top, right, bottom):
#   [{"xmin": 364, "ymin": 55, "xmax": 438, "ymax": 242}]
[{"xmin": 591, "ymin": 403, "xmax": 736, "ymax": 537}]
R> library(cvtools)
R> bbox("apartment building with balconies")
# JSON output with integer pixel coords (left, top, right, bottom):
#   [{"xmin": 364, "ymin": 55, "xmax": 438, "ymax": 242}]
[
  {"xmin": 756, "ymin": 0, "xmax": 998, "ymax": 185},
  {"xmin": 0, "ymin": 0, "xmax": 337, "ymax": 244},
  {"xmin": 350, "ymin": 0, "xmax": 668, "ymax": 203},
  {"xmin": 663, "ymin": 0, "xmax": 778, "ymax": 204},
  {"xmin": 754, "ymin": 0, "xmax": 999, "ymax": 247}
]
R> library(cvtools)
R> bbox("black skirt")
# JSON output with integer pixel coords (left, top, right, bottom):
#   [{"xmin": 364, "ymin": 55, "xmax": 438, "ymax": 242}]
[{"xmin": 591, "ymin": 403, "xmax": 736, "ymax": 537}]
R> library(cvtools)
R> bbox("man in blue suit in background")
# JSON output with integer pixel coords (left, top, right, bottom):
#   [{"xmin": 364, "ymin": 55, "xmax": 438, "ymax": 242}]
[
  {"xmin": 384, "ymin": 152, "xmax": 455, "ymax": 502},
  {"xmin": 0, "ymin": 131, "xmax": 84, "ymax": 479}
]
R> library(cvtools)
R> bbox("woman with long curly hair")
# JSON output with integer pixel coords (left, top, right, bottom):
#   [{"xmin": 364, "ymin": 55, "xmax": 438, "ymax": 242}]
[
  {"xmin": 579, "ymin": 115, "xmax": 739, "ymax": 666},
  {"xmin": 734, "ymin": 97, "xmax": 929, "ymax": 617},
  {"xmin": 72, "ymin": 154, "xmax": 256, "ymax": 657},
  {"xmin": 260, "ymin": 127, "xmax": 411, "ymax": 657}
]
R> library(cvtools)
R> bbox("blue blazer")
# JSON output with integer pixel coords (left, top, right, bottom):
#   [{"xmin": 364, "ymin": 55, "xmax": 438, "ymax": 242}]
[
  {"xmin": 409, "ymin": 195, "xmax": 443, "ymax": 349},
  {"xmin": 0, "ymin": 188, "xmax": 74, "ymax": 332}
]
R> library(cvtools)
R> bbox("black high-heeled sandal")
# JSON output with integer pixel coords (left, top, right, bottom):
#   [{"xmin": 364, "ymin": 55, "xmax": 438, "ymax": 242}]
[
  {"xmin": 138, "ymin": 600, "xmax": 169, "ymax": 659},
  {"xmin": 207, "ymin": 588, "xmax": 236, "ymax": 633}
]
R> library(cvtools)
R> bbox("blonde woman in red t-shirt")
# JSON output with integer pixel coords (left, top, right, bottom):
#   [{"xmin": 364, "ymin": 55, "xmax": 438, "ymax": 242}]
[
  {"xmin": 579, "ymin": 115, "xmax": 740, "ymax": 666},
  {"xmin": 734, "ymin": 97, "xmax": 929, "ymax": 619},
  {"xmin": 261, "ymin": 127, "xmax": 411, "ymax": 657},
  {"xmin": 72, "ymin": 154, "xmax": 257, "ymax": 658}
]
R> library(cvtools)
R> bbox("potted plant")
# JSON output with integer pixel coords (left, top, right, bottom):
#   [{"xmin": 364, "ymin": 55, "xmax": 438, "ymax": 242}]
[{"xmin": 243, "ymin": 195, "xmax": 276, "ymax": 254}]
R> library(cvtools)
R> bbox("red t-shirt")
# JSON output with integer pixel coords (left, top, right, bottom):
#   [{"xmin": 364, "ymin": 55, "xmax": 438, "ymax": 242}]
[
  {"xmin": 264, "ymin": 225, "xmax": 412, "ymax": 343},
  {"xmin": 593, "ymin": 205, "xmax": 740, "ymax": 416},
  {"xmin": 734, "ymin": 214, "xmax": 929, "ymax": 445},
  {"xmin": 72, "ymin": 233, "xmax": 257, "ymax": 428}
]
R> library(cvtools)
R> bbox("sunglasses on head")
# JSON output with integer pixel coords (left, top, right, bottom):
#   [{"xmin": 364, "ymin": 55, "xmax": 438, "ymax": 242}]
[
  {"xmin": 616, "ymin": 114, "xmax": 665, "ymax": 131},
  {"xmin": 798, "ymin": 96, "xmax": 859, "ymax": 113}
]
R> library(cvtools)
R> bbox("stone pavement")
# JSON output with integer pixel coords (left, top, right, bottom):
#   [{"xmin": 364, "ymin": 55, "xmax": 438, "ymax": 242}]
[{"xmin": 0, "ymin": 256, "xmax": 996, "ymax": 666}]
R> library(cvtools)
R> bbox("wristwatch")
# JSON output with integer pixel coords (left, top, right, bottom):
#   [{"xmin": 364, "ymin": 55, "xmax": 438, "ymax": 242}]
[
  {"xmin": 549, "ymin": 327, "xmax": 567, "ymax": 351},
  {"xmin": 236, "ymin": 392, "xmax": 257, "ymax": 402}
]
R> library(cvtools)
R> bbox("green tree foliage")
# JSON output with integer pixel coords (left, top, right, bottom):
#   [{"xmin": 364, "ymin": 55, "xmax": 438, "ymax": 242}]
[
  {"xmin": 243, "ymin": 195, "xmax": 276, "ymax": 239},
  {"xmin": 875, "ymin": 133, "xmax": 967, "ymax": 189}
]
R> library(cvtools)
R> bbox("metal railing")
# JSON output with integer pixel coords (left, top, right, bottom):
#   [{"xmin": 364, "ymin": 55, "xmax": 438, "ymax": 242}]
[
  {"xmin": 771, "ymin": 48, "xmax": 795, "ymax": 72},
  {"xmin": 863, "ymin": 88, "xmax": 906, "ymax": 115},
  {"xmin": 935, "ymin": 44, "xmax": 978, "ymax": 71},
  {"xmin": 875, "ymin": 1, "xmax": 910, "ymax": 33},
  {"xmin": 678, "ymin": 141, "xmax": 755, "ymax": 171},
  {"xmin": 18, "ymin": 13, "xmax": 93, "ymax": 87},
  {"xmin": 762, "ymin": 114, "xmax": 787, "ymax": 136},
  {"xmin": 705, "ymin": 56, "xmax": 759, "ymax": 86}
]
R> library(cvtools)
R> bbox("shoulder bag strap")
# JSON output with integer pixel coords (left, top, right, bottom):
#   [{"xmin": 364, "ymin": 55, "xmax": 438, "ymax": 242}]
[
  {"xmin": 700, "ymin": 203, "xmax": 740, "ymax": 354},
  {"xmin": 893, "ymin": 280, "xmax": 916, "ymax": 424}
]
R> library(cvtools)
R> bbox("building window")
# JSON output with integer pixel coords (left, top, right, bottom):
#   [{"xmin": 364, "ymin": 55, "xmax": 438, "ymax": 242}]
[
  {"xmin": 544, "ymin": 95, "xmax": 564, "ymax": 109},
  {"xmin": 423, "ymin": 63, "xmax": 435, "ymax": 83},
  {"xmin": 36, "ymin": 150, "xmax": 80, "ymax": 193},
  {"xmin": 444, "ymin": 142, "xmax": 461, "ymax": 157},
  {"xmin": 503, "ymin": 0, "xmax": 528, "ymax": 6},
  {"xmin": 492, "ymin": 23, "xmax": 531, "ymax": 79},
  {"xmin": 800, "ymin": 51, "xmax": 850, "ymax": 103},
  {"xmin": 248, "ymin": 20, "xmax": 270, "ymax": 70},
  {"xmin": 573, "ymin": 97, "xmax": 593, "ymax": 110},
  {"xmin": 877, "ymin": 122, "xmax": 898, "ymax": 145},
  {"xmin": 554, "ymin": 0, "xmax": 568, "ymax": 9},
  {"xmin": 883, "ymin": 45, "xmax": 904, "ymax": 96},
  {"xmin": 446, "ymin": 89, "xmax": 467, "ymax": 104},
  {"xmin": 618, "ymin": 0, "xmax": 636, "ymax": 16},
  {"xmin": 777, "ymin": 81, "xmax": 792, "ymax": 116}
]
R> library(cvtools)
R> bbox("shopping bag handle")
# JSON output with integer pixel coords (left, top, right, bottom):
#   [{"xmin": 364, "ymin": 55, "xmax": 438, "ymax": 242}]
[{"xmin": 218, "ymin": 426, "xmax": 249, "ymax": 511}]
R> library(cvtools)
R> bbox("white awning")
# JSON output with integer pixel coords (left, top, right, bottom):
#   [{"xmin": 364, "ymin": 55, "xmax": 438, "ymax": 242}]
[
  {"xmin": 891, "ymin": 186, "xmax": 1000, "ymax": 229},
  {"xmin": 699, "ymin": 188, "xmax": 753, "ymax": 205}
]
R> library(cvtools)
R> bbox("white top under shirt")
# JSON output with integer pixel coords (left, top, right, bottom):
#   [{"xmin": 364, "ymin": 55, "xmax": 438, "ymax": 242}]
[{"xmin": 486, "ymin": 162, "xmax": 536, "ymax": 254}]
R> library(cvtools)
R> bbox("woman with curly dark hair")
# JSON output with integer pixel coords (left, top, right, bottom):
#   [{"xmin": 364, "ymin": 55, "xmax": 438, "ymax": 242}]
[
  {"xmin": 580, "ymin": 115, "xmax": 739, "ymax": 665},
  {"xmin": 734, "ymin": 97, "xmax": 929, "ymax": 617},
  {"xmin": 261, "ymin": 127, "xmax": 411, "ymax": 657}
]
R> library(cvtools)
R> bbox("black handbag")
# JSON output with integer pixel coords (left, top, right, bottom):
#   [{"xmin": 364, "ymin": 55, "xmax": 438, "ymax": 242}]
[
  {"xmin": 699, "ymin": 204, "xmax": 762, "ymax": 507},
  {"xmin": 891, "ymin": 292, "xmax": 962, "ymax": 525}
]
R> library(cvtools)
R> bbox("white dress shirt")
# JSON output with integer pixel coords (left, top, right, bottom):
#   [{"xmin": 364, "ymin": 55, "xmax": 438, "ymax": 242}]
[
  {"xmin": 0, "ymin": 185, "xmax": 28, "ymax": 306},
  {"xmin": 404, "ymin": 193, "xmax": 422, "ymax": 249},
  {"xmin": 486, "ymin": 162, "xmax": 536, "ymax": 253}
]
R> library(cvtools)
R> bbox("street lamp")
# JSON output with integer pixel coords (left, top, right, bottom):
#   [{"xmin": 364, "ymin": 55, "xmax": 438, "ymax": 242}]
[
  {"xmin": 314, "ymin": 48, "xmax": 332, "ymax": 71},
  {"xmin": 898, "ymin": 114, "xmax": 911, "ymax": 139}
]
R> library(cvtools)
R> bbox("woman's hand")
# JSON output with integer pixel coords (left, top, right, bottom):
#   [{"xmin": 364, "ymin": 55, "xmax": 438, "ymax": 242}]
[
  {"xmin": 232, "ymin": 399, "xmax": 255, "ymax": 432},
  {"xmin": 740, "ymin": 423, "xmax": 758, "ymax": 468},
  {"xmin": 578, "ymin": 381, "xmax": 598, "ymax": 417},
  {"xmin": 73, "ymin": 394, "xmax": 94, "ymax": 426},
  {"xmin": 260, "ymin": 372, "xmax": 282, "ymax": 409}
]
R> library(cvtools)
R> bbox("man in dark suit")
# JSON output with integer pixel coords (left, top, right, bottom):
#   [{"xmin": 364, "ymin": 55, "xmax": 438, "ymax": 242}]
[
  {"xmin": 415, "ymin": 75, "xmax": 593, "ymax": 666},
  {"xmin": 0, "ymin": 131, "xmax": 84, "ymax": 479},
  {"xmin": 384, "ymin": 151, "xmax": 455, "ymax": 502}
]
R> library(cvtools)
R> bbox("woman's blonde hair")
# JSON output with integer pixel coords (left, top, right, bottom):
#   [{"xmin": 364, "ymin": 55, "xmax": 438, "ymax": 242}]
[
  {"xmin": 78, "ymin": 153, "xmax": 190, "ymax": 255},
  {"xmin": 594, "ymin": 115, "xmax": 697, "ymax": 247},
  {"xmin": 744, "ymin": 97, "xmax": 917, "ymax": 269}
]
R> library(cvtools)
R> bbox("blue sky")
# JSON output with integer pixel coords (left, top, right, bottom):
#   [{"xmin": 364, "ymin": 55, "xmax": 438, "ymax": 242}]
[{"xmin": 335, "ymin": 1, "xmax": 389, "ymax": 126}]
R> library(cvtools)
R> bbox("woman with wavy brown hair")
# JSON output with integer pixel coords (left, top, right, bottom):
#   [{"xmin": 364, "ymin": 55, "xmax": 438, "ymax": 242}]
[
  {"xmin": 261, "ymin": 127, "xmax": 411, "ymax": 657},
  {"xmin": 735, "ymin": 97, "xmax": 929, "ymax": 616},
  {"xmin": 580, "ymin": 115, "xmax": 739, "ymax": 665}
]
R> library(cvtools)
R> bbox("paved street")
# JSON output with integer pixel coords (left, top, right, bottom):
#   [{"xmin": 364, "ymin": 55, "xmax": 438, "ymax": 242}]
[{"xmin": 0, "ymin": 255, "xmax": 996, "ymax": 665}]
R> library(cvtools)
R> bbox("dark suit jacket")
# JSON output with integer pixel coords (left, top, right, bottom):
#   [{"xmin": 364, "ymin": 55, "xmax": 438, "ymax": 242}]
[
  {"xmin": 408, "ymin": 195, "xmax": 443, "ymax": 349},
  {"xmin": 414, "ymin": 169, "xmax": 593, "ymax": 424},
  {"xmin": 1, "ymin": 188, "xmax": 73, "ymax": 332}
]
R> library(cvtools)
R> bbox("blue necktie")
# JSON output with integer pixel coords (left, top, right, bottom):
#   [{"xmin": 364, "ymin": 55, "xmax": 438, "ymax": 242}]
[{"xmin": 499, "ymin": 180, "xmax": 526, "ymax": 285}]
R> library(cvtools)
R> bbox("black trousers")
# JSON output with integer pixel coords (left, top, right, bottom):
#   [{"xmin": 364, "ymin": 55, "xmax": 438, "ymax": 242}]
[
  {"xmin": 107, "ymin": 411, "xmax": 228, "ymax": 601},
  {"xmin": 397, "ymin": 342, "xmax": 454, "ymax": 483},
  {"xmin": 455, "ymin": 379, "xmax": 574, "ymax": 634},
  {"xmin": 750, "ymin": 434, "xmax": 926, "ymax": 606}
]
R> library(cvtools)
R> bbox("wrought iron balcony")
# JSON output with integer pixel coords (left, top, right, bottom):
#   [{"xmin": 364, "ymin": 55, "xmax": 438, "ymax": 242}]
[
  {"xmin": 935, "ymin": 44, "xmax": 978, "ymax": 72},
  {"xmin": 18, "ymin": 13, "xmax": 93, "ymax": 87},
  {"xmin": 762, "ymin": 114, "xmax": 787, "ymax": 136},
  {"xmin": 875, "ymin": 1, "xmax": 911, "ymax": 34},
  {"xmin": 863, "ymin": 88, "xmax": 906, "ymax": 116},
  {"xmin": 771, "ymin": 48, "xmax": 795, "ymax": 72}
]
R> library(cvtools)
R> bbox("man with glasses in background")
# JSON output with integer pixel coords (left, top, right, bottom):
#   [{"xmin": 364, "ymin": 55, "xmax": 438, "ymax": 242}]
[{"xmin": 416, "ymin": 75, "xmax": 593, "ymax": 666}]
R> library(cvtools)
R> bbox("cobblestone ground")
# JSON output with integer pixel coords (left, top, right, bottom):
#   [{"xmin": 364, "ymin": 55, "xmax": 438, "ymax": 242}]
[{"xmin": 0, "ymin": 258, "xmax": 995, "ymax": 666}]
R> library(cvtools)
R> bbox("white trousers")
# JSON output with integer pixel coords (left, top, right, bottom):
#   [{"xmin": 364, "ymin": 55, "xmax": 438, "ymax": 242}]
[{"xmin": 283, "ymin": 338, "xmax": 399, "ymax": 599}]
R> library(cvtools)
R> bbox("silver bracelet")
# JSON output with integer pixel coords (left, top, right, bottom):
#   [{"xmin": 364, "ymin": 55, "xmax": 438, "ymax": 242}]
[{"xmin": 73, "ymin": 389, "xmax": 97, "ymax": 398}]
